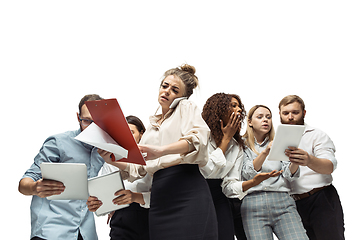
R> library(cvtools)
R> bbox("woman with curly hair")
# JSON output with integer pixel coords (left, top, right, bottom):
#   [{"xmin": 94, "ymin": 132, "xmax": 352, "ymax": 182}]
[{"xmin": 201, "ymin": 93, "xmax": 282, "ymax": 240}]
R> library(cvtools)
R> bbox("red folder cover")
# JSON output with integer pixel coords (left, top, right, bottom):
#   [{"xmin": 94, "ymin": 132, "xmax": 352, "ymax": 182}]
[{"xmin": 85, "ymin": 98, "xmax": 146, "ymax": 165}]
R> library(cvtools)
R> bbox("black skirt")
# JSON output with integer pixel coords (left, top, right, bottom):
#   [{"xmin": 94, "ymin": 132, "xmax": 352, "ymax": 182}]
[{"xmin": 149, "ymin": 164, "xmax": 218, "ymax": 240}]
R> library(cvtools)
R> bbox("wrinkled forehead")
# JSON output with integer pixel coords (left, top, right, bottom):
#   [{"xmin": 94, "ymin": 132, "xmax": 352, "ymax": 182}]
[{"xmin": 162, "ymin": 75, "xmax": 183, "ymax": 87}]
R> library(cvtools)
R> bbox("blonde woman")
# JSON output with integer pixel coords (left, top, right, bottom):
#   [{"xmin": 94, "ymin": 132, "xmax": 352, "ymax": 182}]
[
  {"xmin": 201, "ymin": 94, "xmax": 282, "ymax": 240},
  {"xmin": 95, "ymin": 64, "xmax": 218, "ymax": 239},
  {"xmin": 241, "ymin": 105, "xmax": 308, "ymax": 240}
]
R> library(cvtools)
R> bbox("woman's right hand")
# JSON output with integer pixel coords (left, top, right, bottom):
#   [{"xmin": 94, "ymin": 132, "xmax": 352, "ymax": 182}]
[{"xmin": 220, "ymin": 112, "xmax": 242, "ymax": 139}]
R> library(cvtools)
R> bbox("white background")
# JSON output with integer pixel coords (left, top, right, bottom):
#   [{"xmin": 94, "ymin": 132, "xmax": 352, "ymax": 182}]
[{"xmin": 1, "ymin": 1, "xmax": 359, "ymax": 239}]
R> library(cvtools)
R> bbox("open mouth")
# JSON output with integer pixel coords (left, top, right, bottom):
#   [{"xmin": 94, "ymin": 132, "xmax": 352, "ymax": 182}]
[{"xmin": 160, "ymin": 95, "xmax": 169, "ymax": 101}]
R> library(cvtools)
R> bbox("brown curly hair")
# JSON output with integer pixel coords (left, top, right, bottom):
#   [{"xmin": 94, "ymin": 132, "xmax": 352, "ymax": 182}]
[{"xmin": 202, "ymin": 93, "xmax": 246, "ymax": 149}]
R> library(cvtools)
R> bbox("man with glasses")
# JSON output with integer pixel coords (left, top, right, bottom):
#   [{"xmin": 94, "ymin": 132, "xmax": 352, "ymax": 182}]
[{"xmin": 19, "ymin": 94, "xmax": 104, "ymax": 240}]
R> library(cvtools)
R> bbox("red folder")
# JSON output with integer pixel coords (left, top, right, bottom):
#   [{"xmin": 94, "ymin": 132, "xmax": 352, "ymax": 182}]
[{"xmin": 85, "ymin": 98, "xmax": 146, "ymax": 165}]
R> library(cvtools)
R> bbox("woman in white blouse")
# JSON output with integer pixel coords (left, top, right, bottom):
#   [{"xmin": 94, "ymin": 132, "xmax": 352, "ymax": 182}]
[
  {"xmin": 201, "ymin": 93, "xmax": 282, "ymax": 240},
  {"xmin": 241, "ymin": 105, "xmax": 308, "ymax": 240},
  {"xmin": 97, "ymin": 64, "xmax": 218, "ymax": 239}
]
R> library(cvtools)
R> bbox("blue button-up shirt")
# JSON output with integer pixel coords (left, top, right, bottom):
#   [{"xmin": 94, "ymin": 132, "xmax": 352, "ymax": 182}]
[
  {"xmin": 242, "ymin": 137, "xmax": 299, "ymax": 194},
  {"xmin": 21, "ymin": 129, "xmax": 104, "ymax": 240}
]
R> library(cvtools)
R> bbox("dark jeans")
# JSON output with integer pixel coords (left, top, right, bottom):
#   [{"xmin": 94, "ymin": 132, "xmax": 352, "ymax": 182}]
[{"xmin": 295, "ymin": 184, "xmax": 345, "ymax": 240}]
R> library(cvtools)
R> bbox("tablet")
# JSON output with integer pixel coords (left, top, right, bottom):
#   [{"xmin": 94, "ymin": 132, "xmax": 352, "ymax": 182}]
[
  {"xmin": 267, "ymin": 124, "xmax": 305, "ymax": 161},
  {"xmin": 40, "ymin": 162, "xmax": 89, "ymax": 200},
  {"xmin": 88, "ymin": 171, "xmax": 129, "ymax": 216}
]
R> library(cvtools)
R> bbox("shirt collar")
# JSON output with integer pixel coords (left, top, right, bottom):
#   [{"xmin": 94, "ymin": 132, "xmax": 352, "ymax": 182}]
[
  {"xmin": 149, "ymin": 107, "xmax": 175, "ymax": 128},
  {"xmin": 254, "ymin": 136, "xmax": 269, "ymax": 147},
  {"xmin": 303, "ymin": 123, "xmax": 315, "ymax": 134}
]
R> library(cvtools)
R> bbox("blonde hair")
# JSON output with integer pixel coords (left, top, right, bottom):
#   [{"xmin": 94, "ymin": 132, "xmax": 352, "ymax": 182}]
[
  {"xmin": 243, "ymin": 105, "xmax": 275, "ymax": 155},
  {"xmin": 161, "ymin": 64, "xmax": 199, "ymax": 98}
]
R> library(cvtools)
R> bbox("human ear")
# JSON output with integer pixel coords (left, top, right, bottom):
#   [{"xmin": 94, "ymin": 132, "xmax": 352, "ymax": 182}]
[
  {"xmin": 248, "ymin": 118, "xmax": 253, "ymax": 127},
  {"xmin": 76, "ymin": 112, "xmax": 81, "ymax": 123}
]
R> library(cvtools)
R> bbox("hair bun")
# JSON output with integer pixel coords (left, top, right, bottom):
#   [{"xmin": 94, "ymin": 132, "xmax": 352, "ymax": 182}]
[{"xmin": 180, "ymin": 64, "xmax": 196, "ymax": 75}]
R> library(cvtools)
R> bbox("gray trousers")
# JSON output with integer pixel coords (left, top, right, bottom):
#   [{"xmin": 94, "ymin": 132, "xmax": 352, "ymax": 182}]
[{"xmin": 241, "ymin": 191, "xmax": 308, "ymax": 240}]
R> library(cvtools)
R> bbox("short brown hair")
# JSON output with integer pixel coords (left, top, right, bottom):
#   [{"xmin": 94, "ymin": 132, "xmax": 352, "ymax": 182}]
[
  {"xmin": 278, "ymin": 95, "xmax": 305, "ymax": 111},
  {"xmin": 162, "ymin": 64, "xmax": 199, "ymax": 98},
  {"xmin": 78, "ymin": 94, "xmax": 103, "ymax": 115}
]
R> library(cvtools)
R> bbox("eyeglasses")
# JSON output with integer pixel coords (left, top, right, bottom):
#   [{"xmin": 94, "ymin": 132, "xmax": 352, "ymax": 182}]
[{"xmin": 78, "ymin": 117, "xmax": 94, "ymax": 126}]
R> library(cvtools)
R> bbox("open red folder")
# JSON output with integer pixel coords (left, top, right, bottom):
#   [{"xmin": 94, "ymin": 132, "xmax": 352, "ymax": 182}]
[{"xmin": 84, "ymin": 98, "xmax": 146, "ymax": 165}]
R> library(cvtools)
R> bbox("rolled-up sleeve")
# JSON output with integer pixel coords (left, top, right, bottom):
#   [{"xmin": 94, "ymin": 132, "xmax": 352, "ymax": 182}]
[
  {"xmin": 178, "ymin": 101, "xmax": 210, "ymax": 167},
  {"xmin": 221, "ymin": 151, "xmax": 247, "ymax": 200},
  {"xmin": 313, "ymin": 131, "xmax": 337, "ymax": 171},
  {"xmin": 241, "ymin": 148, "xmax": 260, "ymax": 181},
  {"xmin": 22, "ymin": 137, "xmax": 61, "ymax": 181},
  {"xmin": 280, "ymin": 161, "xmax": 300, "ymax": 182},
  {"xmin": 200, "ymin": 147, "xmax": 227, "ymax": 178},
  {"xmin": 122, "ymin": 163, "xmax": 148, "ymax": 182}
]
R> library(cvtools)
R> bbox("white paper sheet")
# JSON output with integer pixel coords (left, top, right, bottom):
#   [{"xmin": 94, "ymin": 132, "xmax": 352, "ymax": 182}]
[{"xmin": 75, "ymin": 123, "xmax": 128, "ymax": 160}]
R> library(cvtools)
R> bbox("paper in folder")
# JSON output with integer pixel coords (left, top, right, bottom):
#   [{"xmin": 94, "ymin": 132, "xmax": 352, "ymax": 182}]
[{"xmin": 75, "ymin": 98, "xmax": 146, "ymax": 165}]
